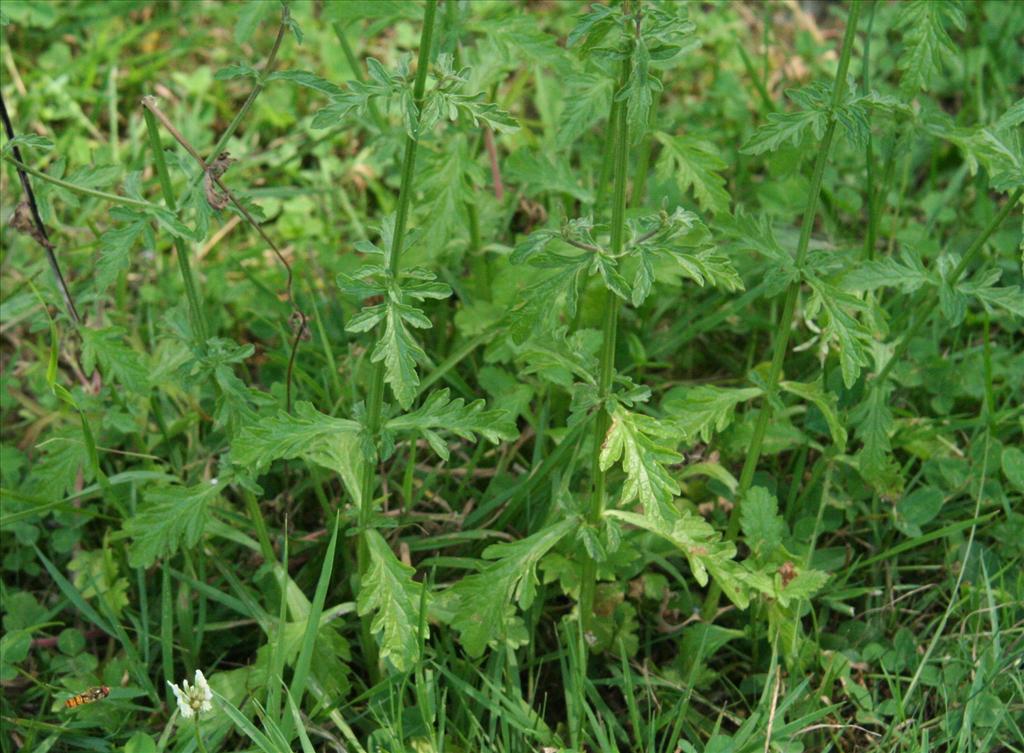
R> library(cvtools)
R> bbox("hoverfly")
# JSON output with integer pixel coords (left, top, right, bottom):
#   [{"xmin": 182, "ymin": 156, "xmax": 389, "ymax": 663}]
[{"xmin": 64, "ymin": 686, "xmax": 110, "ymax": 709}]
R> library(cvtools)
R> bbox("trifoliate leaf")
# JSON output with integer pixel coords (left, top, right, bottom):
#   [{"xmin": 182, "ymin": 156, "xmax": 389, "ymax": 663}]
[
  {"xmin": 371, "ymin": 302, "xmax": 430, "ymax": 410},
  {"xmin": 450, "ymin": 519, "xmax": 576, "ymax": 658},
  {"xmin": 215, "ymin": 63, "xmax": 261, "ymax": 82},
  {"xmin": 557, "ymin": 72, "xmax": 614, "ymax": 149},
  {"xmin": 357, "ymin": 530, "xmax": 425, "ymax": 672}
]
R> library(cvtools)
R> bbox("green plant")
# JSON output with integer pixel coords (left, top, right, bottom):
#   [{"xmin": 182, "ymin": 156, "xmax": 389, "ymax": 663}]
[{"xmin": 2, "ymin": 1, "xmax": 1023, "ymax": 751}]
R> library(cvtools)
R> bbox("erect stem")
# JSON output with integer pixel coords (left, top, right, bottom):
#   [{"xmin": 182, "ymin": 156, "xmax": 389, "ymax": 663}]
[
  {"xmin": 703, "ymin": 2, "xmax": 862, "ymax": 620},
  {"xmin": 580, "ymin": 56, "xmax": 631, "ymax": 637},
  {"xmin": 143, "ymin": 108, "xmax": 209, "ymax": 345},
  {"xmin": 355, "ymin": 0, "xmax": 438, "ymax": 667},
  {"xmin": 1, "ymin": 92, "xmax": 80, "ymax": 323}
]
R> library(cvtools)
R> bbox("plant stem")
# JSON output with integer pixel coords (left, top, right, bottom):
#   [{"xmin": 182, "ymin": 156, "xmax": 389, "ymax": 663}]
[
  {"xmin": 580, "ymin": 58, "xmax": 630, "ymax": 636},
  {"xmin": 193, "ymin": 717, "xmax": 209, "ymax": 753},
  {"xmin": 861, "ymin": 1, "xmax": 878, "ymax": 261},
  {"xmin": 355, "ymin": 0, "xmax": 438, "ymax": 670},
  {"xmin": 2, "ymin": 154, "xmax": 153, "ymax": 209},
  {"xmin": 143, "ymin": 108, "xmax": 209, "ymax": 345},
  {"xmin": 0, "ymin": 93, "xmax": 80, "ymax": 324},
  {"xmin": 202, "ymin": 6, "xmax": 288, "ymax": 167},
  {"xmin": 702, "ymin": 2, "xmax": 862, "ymax": 621}
]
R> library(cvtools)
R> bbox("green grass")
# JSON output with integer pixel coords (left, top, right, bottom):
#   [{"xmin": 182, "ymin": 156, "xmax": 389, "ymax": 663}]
[{"xmin": 1, "ymin": 1, "xmax": 1023, "ymax": 752}]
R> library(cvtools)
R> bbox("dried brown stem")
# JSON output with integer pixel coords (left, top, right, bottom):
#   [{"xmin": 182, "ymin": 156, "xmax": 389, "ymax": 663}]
[
  {"xmin": 1, "ymin": 92, "xmax": 81, "ymax": 324},
  {"xmin": 140, "ymin": 95, "xmax": 307, "ymax": 411}
]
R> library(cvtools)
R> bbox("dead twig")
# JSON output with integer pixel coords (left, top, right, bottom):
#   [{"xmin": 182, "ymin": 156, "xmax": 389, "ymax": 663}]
[
  {"xmin": 140, "ymin": 95, "xmax": 307, "ymax": 412},
  {"xmin": 1, "ymin": 92, "xmax": 80, "ymax": 324}
]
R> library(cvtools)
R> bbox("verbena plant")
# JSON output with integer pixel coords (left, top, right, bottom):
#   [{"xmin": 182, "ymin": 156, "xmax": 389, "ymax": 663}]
[{"xmin": 1, "ymin": 1, "xmax": 1022, "ymax": 752}]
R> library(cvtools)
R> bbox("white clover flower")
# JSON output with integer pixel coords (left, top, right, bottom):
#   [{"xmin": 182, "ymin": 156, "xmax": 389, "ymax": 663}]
[{"xmin": 168, "ymin": 669, "xmax": 213, "ymax": 719}]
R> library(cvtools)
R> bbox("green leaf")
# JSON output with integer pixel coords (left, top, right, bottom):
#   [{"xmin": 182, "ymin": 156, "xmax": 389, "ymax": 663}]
[
  {"xmin": 95, "ymin": 209, "xmax": 148, "ymax": 292},
  {"xmin": 806, "ymin": 277, "xmax": 872, "ymax": 388},
  {"xmin": 385, "ymin": 389, "xmax": 517, "ymax": 461},
  {"xmin": 841, "ymin": 248, "xmax": 934, "ymax": 294},
  {"xmin": 604, "ymin": 509, "xmax": 751, "ymax": 608},
  {"xmin": 895, "ymin": 0, "xmax": 965, "ymax": 97},
  {"xmin": 506, "ymin": 149, "xmax": 594, "ymax": 203},
  {"xmin": 620, "ymin": 37, "xmax": 657, "ymax": 144},
  {"xmin": 741, "ymin": 108, "xmax": 827, "ymax": 155},
  {"xmin": 557, "ymin": 72, "xmax": 613, "ymax": 149},
  {"xmin": 627, "ymin": 208, "xmax": 742, "ymax": 305},
  {"xmin": 234, "ymin": 0, "xmax": 271, "ymax": 44},
  {"xmin": 958, "ymin": 268, "xmax": 1024, "ymax": 318},
  {"xmin": 599, "ymin": 406, "xmax": 681, "ymax": 517},
  {"xmin": 215, "ymin": 63, "xmax": 261, "ymax": 82},
  {"xmin": 357, "ymin": 530, "xmax": 425, "ymax": 672},
  {"xmin": 780, "ymin": 377, "xmax": 847, "ymax": 451},
  {"xmin": 267, "ymin": 70, "xmax": 344, "ymax": 96},
  {"xmin": 450, "ymin": 519, "xmax": 576, "ymax": 658},
  {"xmin": 1001, "ymin": 447, "xmax": 1024, "ymax": 492},
  {"xmin": 80, "ymin": 327, "xmax": 149, "ymax": 393},
  {"xmin": 775, "ymin": 567, "xmax": 829, "ymax": 607},
  {"xmin": 24, "ymin": 430, "xmax": 91, "ymax": 502},
  {"xmin": 457, "ymin": 96, "xmax": 519, "ymax": 134},
  {"xmin": 740, "ymin": 487, "xmax": 787, "ymax": 559},
  {"xmin": 122, "ymin": 482, "xmax": 217, "ymax": 568},
  {"xmin": 232, "ymin": 402, "xmax": 363, "ymax": 505},
  {"xmin": 1, "ymin": 134, "xmax": 54, "ymax": 155},
  {"xmin": 853, "ymin": 382, "xmax": 896, "ymax": 487},
  {"xmin": 662, "ymin": 385, "xmax": 763, "ymax": 443},
  {"xmin": 654, "ymin": 132, "xmax": 731, "ymax": 215},
  {"xmin": 894, "ymin": 486, "xmax": 945, "ymax": 537},
  {"xmin": 371, "ymin": 301, "xmax": 430, "ymax": 410}
]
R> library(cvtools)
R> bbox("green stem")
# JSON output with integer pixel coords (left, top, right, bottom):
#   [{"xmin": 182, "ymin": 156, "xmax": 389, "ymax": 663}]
[
  {"xmin": 580, "ymin": 58, "xmax": 630, "ymax": 636},
  {"xmin": 861, "ymin": 1, "xmax": 878, "ymax": 261},
  {"xmin": 355, "ymin": 0, "xmax": 438, "ymax": 671},
  {"xmin": 332, "ymin": 22, "xmax": 388, "ymax": 132},
  {"xmin": 2, "ymin": 154, "xmax": 154, "ymax": 209},
  {"xmin": 193, "ymin": 717, "xmax": 209, "ymax": 753},
  {"xmin": 203, "ymin": 7, "xmax": 288, "ymax": 166},
  {"xmin": 703, "ymin": 2, "xmax": 862, "ymax": 620},
  {"xmin": 143, "ymin": 109, "xmax": 209, "ymax": 345}
]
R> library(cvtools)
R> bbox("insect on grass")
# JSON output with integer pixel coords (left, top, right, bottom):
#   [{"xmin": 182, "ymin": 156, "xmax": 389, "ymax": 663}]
[{"xmin": 64, "ymin": 686, "xmax": 110, "ymax": 709}]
